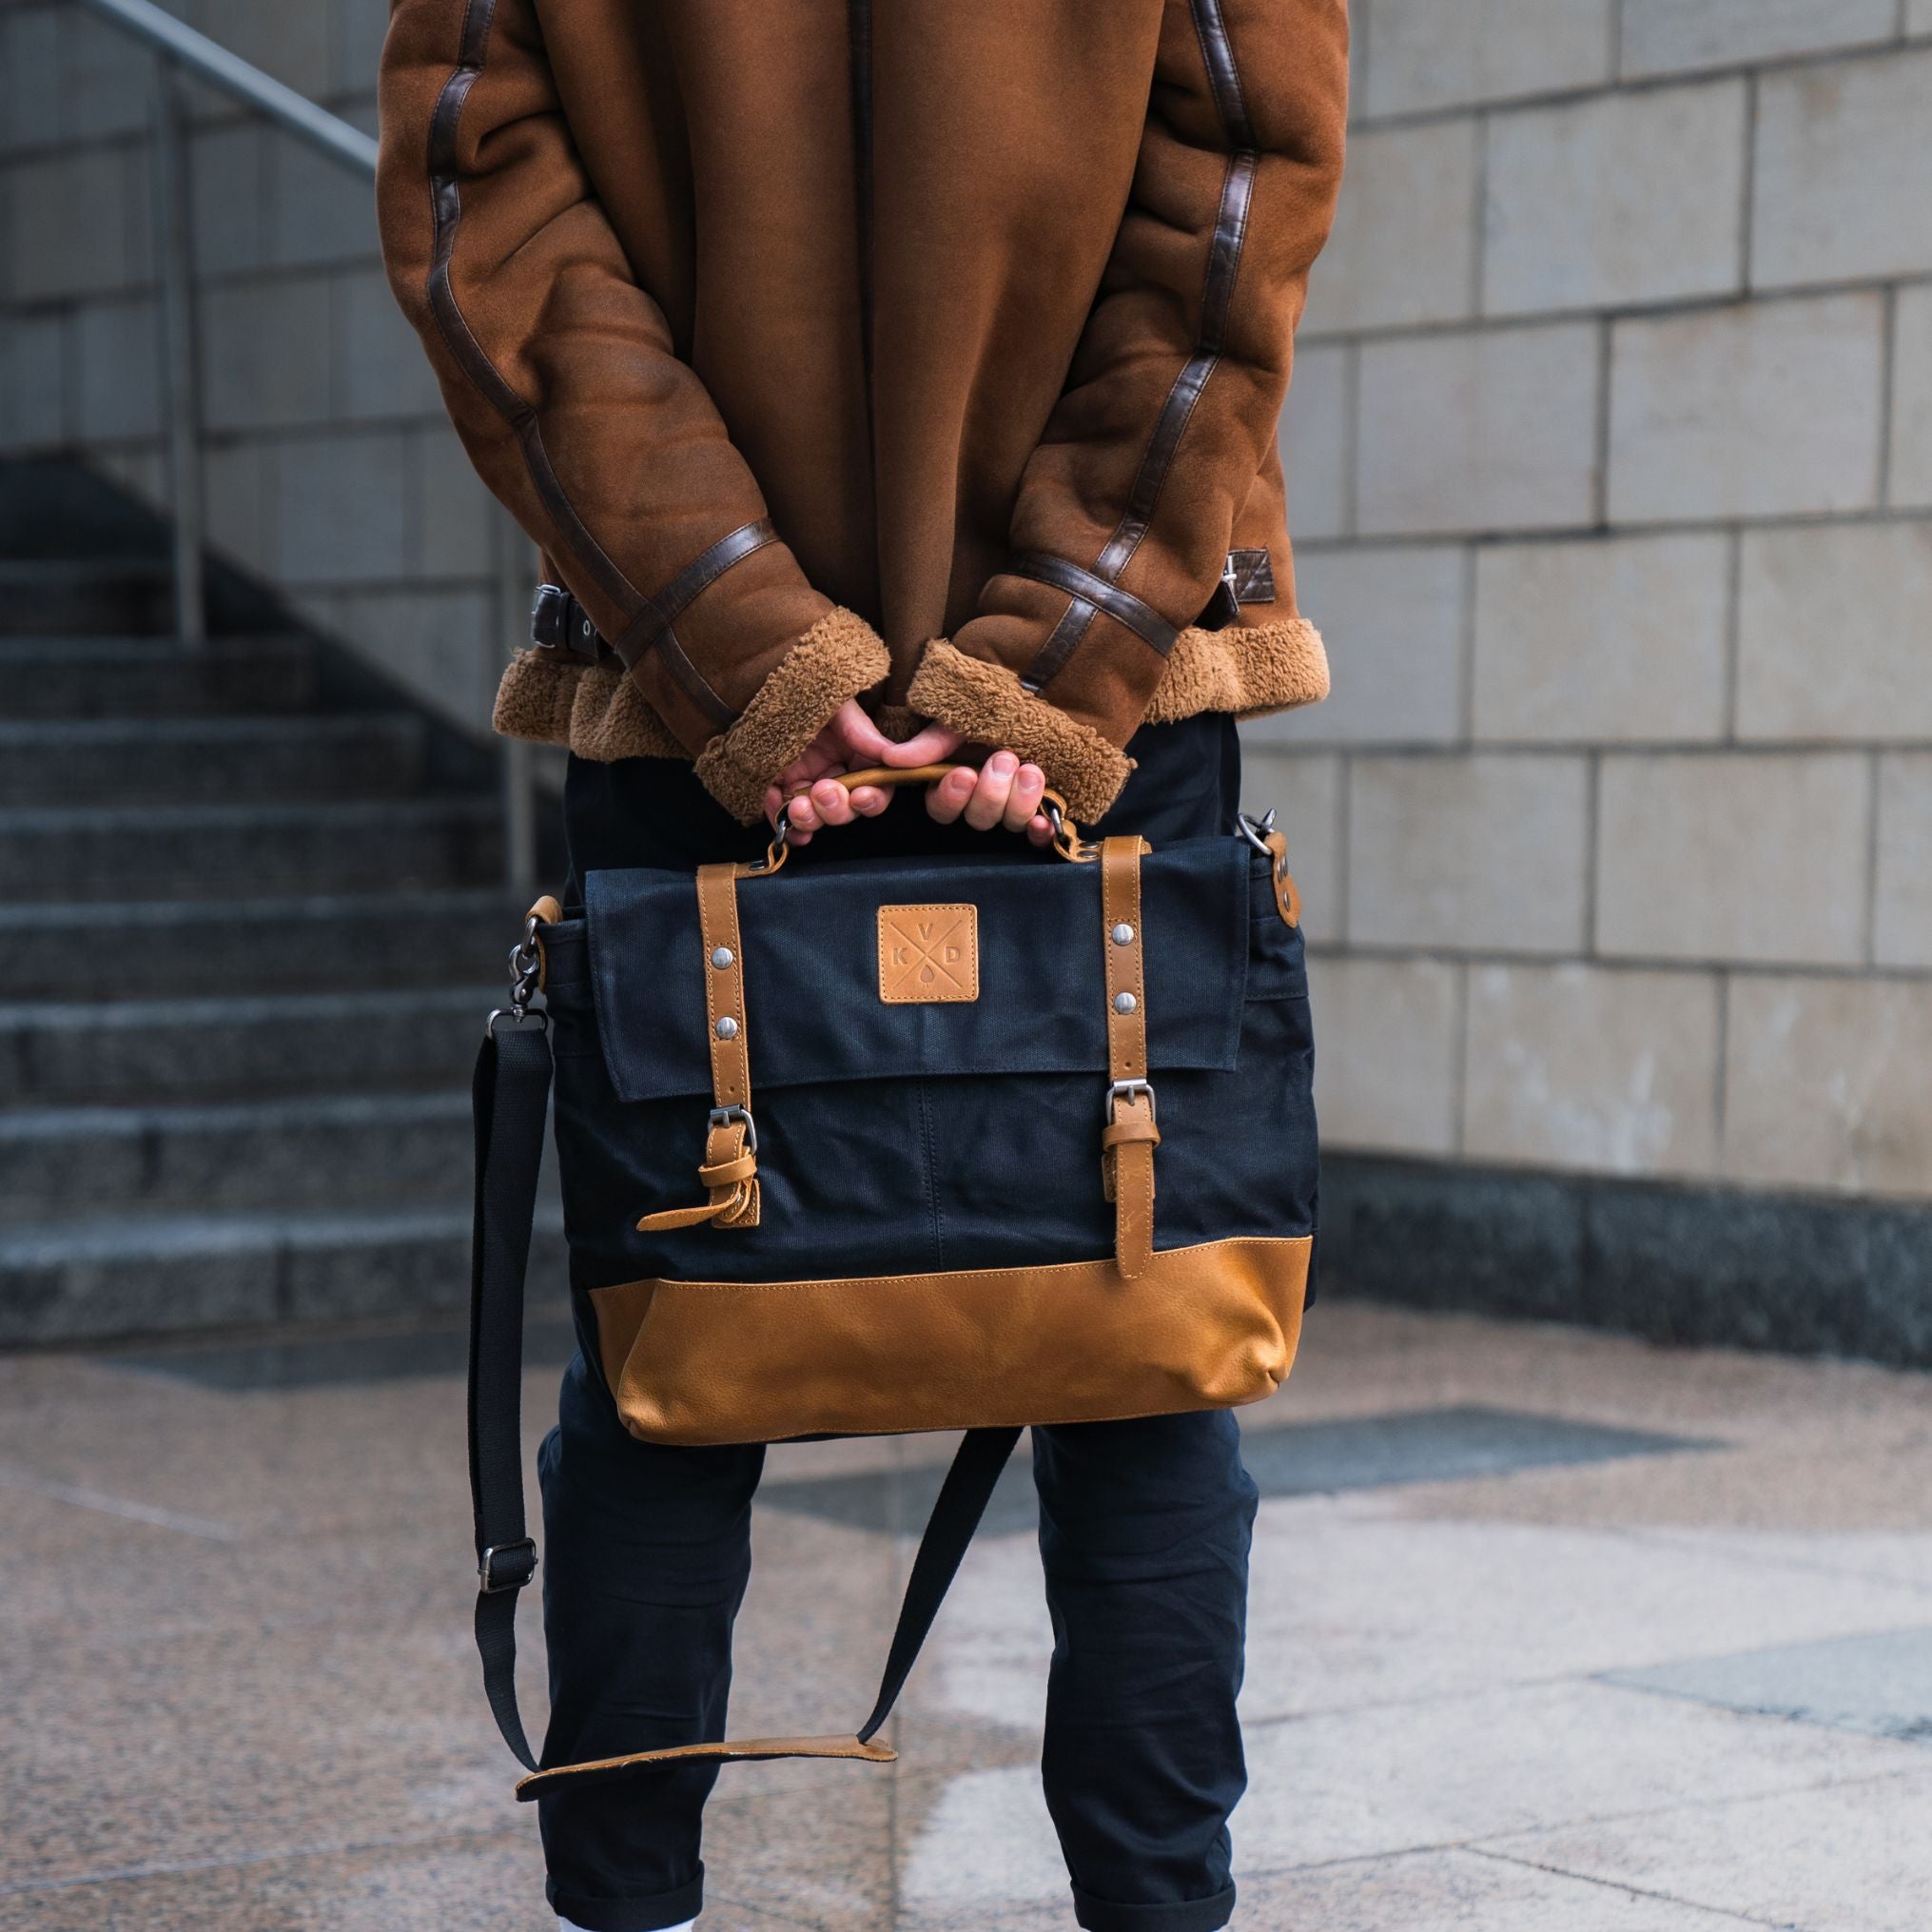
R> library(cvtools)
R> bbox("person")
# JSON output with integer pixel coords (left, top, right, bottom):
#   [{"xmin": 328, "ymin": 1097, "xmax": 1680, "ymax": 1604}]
[{"xmin": 377, "ymin": 3, "xmax": 1348, "ymax": 1925}]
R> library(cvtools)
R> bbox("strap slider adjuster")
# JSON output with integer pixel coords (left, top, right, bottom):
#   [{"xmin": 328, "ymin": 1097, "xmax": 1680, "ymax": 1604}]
[{"xmin": 478, "ymin": 1537, "xmax": 537, "ymax": 1594}]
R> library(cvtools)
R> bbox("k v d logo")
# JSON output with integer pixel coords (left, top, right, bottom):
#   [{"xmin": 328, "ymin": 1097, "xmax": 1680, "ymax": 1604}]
[{"xmin": 877, "ymin": 904, "xmax": 980, "ymax": 1004}]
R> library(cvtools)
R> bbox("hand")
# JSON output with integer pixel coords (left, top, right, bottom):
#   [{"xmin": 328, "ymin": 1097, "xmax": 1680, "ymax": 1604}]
[
  {"xmin": 764, "ymin": 700, "xmax": 898, "ymax": 847},
  {"xmin": 766, "ymin": 709, "xmax": 1053, "ymax": 848},
  {"xmin": 885, "ymin": 724, "xmax": 1054, "ymax": 848}
]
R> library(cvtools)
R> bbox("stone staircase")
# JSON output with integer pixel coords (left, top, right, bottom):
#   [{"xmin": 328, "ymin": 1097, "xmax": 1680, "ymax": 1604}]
[{"xmin": 0, "ymin": 467, "xmax": 562, "ymax": 1346}]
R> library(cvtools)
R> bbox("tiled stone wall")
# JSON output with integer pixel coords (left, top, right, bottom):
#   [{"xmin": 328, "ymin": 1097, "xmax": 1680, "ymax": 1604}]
[
  {"xmin": 2, "ymin": 2, "xmax": 1926, "ymax": 1208},
  {"xmin": 1248, "ymin": 3, "xmax": 1932, "ymax": 1202},
  {"xmin": 0, "ymin": 0, "xmax": 507, "ymax": 732}
]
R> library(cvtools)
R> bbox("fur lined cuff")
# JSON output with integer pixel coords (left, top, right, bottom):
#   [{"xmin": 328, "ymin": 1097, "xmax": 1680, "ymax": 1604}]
[
  {"xmin": 1143, "ymin": 617, "xmax": 1330, "ymax": 724},
  {"xmin": 492, "ymin": 650, "xmax": 684, "ymax": 760},
  {"xmin": 693, "ymin": 607, "xmax": 891, "ymax": 823},
  {"xmin": 906, "ymin": 639, "xmax": 1134, "ymax": 823}
]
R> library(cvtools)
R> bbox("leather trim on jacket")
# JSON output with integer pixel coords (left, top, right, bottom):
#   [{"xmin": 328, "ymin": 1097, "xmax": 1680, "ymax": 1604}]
[
  {"xmin": 426, "ymin": 0, "xmax": 641, "ymax": 633},
  {"xmin": 1017, "ymin": 0, "xmax": 1261, "ymax": 696}
]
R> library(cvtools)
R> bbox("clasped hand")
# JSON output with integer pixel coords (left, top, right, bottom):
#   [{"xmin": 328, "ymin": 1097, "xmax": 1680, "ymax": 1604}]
[{"xmin": 764, "ymin": 700, "xmax": 1052, "ymax": 849}]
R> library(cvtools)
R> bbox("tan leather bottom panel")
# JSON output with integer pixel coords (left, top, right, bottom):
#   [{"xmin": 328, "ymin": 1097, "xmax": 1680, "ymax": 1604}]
[
  {"xmin": 590, "ymin": 1235, "xmax": 1312, "ymax": 1447},
  {"xmin": 515, "ymin": 1732, "xmax": 896, "ymax": 1801}
]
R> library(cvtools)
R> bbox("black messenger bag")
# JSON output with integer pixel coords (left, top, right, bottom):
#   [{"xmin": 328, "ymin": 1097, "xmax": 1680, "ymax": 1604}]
[{"xmin": 468, "ymin": 766, "xmax": 1318, "ymax": 1799}]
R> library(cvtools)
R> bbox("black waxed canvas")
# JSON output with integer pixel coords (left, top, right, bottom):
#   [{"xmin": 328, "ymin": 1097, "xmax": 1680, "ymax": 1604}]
[
  {"xmin": 541, "ymin": 841, "xmax": 1317, "ymax": 1294},
  {"xmin": 582, "ymin": 838, "xmax": 1250, "ymax": 1101}
]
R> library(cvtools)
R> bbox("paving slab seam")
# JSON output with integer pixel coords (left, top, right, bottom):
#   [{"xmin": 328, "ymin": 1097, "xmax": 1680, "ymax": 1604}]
[
  {"xmin": 0, "ymin": 1465, "xmax": 242, "ymax": 1541},
  {"xmin": 1462, "ymin": 1759, "xmax": 1932, "ymax": 1859},
  {"xmin": 1167, "ymin": 1839, "xmax": 1790, "ymax": 1926},
  {"xmin": 1464, "ymin": 1843, "xmax": 1831, "ymax": 1931},
  {"xmin": 0, "ymin": 1823, "xmax": 535, "ymax": 1900},
  {"xmin": 1233, "ymin": 1651, "xmax": 1931, "ymax": 1730},
  {"xmin": 1214, "ymin": 1739, "xmax": 1927, "ymax": 1883}
]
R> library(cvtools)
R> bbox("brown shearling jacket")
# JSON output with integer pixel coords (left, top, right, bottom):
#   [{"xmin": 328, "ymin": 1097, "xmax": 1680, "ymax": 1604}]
[{"xmin": 378, "ymin": 0, "xmax": 1348, "ymax": 824}]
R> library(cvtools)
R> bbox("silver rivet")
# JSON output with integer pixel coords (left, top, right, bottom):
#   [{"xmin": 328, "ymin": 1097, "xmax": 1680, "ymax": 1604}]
[
  {"xmin": 711, "ymin": 946, "xmax": 733, "ymax": 969},
  {"xmin": 714, "ymin": 1016, "xmax": 739, "ymax": 1040},
  {"xmin": 1112, "ymin": 923, "xmax": 1135, "ymax": 946},
  {"xmin": 1113, "ymin": 991, "xmax": 1138, "ymax": 1015}
]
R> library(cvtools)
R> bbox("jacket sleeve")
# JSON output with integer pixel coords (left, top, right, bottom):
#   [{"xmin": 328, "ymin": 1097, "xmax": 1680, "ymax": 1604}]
[
  {"xmin": 377, "ymin": 0, "xmax": 888, "ymax": 821},
  {"xmin": 907, "ymin": 0, "xmax": 1349, "ymax": 821}
]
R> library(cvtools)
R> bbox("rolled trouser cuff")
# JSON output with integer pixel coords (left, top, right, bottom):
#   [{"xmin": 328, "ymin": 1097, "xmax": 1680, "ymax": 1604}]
[
  {"xmin": 546, "ymin": 1867, "xmax": 704, "ymax": 1931},
  {"xmin": 1072, "ymin": 1882, "xmax": 1237, "ymax": 1932}
]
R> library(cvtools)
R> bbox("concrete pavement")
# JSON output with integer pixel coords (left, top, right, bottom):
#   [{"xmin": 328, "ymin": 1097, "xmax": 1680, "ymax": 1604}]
[{"xmin": 3, "ymin": 1301, "xmax": 1928, "ymax": 1930}]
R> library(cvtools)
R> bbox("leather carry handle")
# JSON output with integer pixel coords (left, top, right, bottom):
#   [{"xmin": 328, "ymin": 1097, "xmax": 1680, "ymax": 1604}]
[
  {"xmin": 757, "ymin": 763, "xmax": 1088, "ymax": 874},
  {"xmin": 805, "ymin": 763, "xmax": 1065, "ymax": 812}
]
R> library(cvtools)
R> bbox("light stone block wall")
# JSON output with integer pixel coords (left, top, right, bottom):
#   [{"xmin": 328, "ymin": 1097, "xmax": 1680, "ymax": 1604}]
[
  {"xmin": 0, "ymin": 0, "xmax": 509, "ymax": 733},
  {"xmin": 3, "ymin": 1, "xmax": 1928, "ymax": 1207},
  {"xmin": 1249, "ymin": 3, "xmax": 1932, "ymax": 1202}
]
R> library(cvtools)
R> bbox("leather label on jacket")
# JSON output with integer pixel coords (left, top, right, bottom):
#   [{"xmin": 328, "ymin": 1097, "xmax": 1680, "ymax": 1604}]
[{"xmin": 878, "ymin": 905, "xmax": 979, "ymax": 1004}]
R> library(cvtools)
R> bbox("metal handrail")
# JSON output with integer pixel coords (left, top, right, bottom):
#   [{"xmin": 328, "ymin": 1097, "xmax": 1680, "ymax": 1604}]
[
  {"xmin": 76, "ymin": 0, "xmax": 380, "ymax": 175},
  {"xmin": 71, "ymin": 0, "xmax": 538, "ymax": 894}
]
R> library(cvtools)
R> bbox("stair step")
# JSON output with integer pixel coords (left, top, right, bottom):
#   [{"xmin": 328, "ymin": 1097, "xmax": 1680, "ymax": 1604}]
[
  {"xmin": 0, "ymin": 557, "xmax": 174, "ymax": 636},
  {"xmin": 0, "ymin": 986, "xmax": 494, "ymax": 1105},
  {"xmin": 16, "ymin": 891, "xmax": 527, "ymax": 1000},
  {"xmin": 0, "ymin": 796, "xmax": 504, "ymax": 902},
  {"xmin": 0, "ymin": 634, "xmax": 318, "ymax": 718},
  {"xmin": 0, "ymin": 1202, "xmax": 567, "ymax": 1346},
  {"xmin": 0, "ymin": 712, "xmax": 432, "ymax": 806},
  {"xmin": 0, "ymin": 1091, "xmax": 487, "ymax": 1219}
]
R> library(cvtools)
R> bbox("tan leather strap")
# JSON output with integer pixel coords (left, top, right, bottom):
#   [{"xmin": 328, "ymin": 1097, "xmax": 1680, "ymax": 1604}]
[
  {"xmin": 1261, "ymin": 829, "xmax": 1301, "ymax": 927},
  {"xmin": 1100, "ymin": 835, "xmax": 1158, "ymax": 1278},
  {"xmin": 517, "ymin": 1732, "xmax": 898, "ymax": 1798},
  {"xmin": 698, "ymin": 864, "xmax": 750, "ymax": 1110},
  {"xmin": 815, "ymin": 764, "xmax": 1069, "ymax": 823},
  {"xmin": 753, "ymin": 764, "xmax": 1089, "ymax": 871},
  {"xmin": 636, "ymin": 863, "xmax": 760, "ymax": 1232}
]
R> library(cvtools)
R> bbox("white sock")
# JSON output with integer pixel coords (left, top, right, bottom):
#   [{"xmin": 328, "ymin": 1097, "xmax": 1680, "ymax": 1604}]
[{"xmin": 559, "ymin": 1922, "xmax": 694, "ymax": 1932}]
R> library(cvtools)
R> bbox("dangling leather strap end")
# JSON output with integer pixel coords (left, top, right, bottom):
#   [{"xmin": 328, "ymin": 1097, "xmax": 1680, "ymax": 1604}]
[
  {"xmin": 1102, "ymin": 1089, "xmax": 1160, "ymax": 1280},
  {"xmin": 636, "ymin": 1121, "xmax": 760, "ymax": 1232},
  {"xmin": 698, "ymin": 1150, "xmax": 758, "ymax": 1190},
  {"xmin": 634, "ymin": 1191, "xmax": 747, "ymax": 1234}
]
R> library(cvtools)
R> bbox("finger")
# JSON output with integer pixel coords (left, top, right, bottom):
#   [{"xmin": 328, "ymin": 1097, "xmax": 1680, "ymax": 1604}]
[
  {"xmin": 964, "ymin": 752, "xmax": 1018, "ymax": 831},
  {"xmin": 787, "ymin": 792, "xmax": 824, "ymax": 836},
  {"xmin": 765, "ymin": 783, "xmax": 785, "ymax": 829},
  {"xmin": 882, "ymin": 723, "xmax": 963, "ymax": 768},
  {"xmin": 810, "ymin": 777, "xmax": 857, "ymax": 828},
  {"xmin": 849, "ymin": 784, "xmax": 889, "ymax": 817},
  {"xmin": 1002, "ymin": 763, "xmax": 1045, "ymax": 836},
  {"xmin": 833, "ymin": 701, "xmax": 894, "ymax": 768},
  {"xmin": 1026, "ymin": 813, "xmax": 1053, "ymax": 848},
  {"xmin": 926, "ymin": 764, "xmax": 977, "ymax": 825},
  {"xmin": 781, "ymin": 740, "xmax": 834, "ymax": 790}
]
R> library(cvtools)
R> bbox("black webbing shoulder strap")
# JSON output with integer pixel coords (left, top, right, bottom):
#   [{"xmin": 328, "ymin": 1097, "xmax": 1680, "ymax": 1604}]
[{"xmin": 467, "ymin": 1016, "xmax": 1021, "ymax": 1801}]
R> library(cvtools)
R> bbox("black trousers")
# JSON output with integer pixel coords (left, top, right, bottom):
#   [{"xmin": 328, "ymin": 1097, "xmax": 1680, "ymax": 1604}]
[{"xmin": 541, "ymin": 717, "xmax": 1259, "ymax": 1932}]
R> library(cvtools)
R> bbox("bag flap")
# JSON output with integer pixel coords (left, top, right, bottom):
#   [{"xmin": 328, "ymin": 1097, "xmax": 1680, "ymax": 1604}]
[{"xmin": 585, "ymin": 838, "xmax": 1250, "ymax": 1103}]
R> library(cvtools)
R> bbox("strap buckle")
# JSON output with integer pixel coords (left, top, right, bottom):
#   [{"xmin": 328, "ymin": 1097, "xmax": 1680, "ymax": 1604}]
[
  {"xmin": 478, "ymin": 1537, "xmax": 537, "ymax": 1594},
  {"xmin": 708, "ymin": 1103, "xmax": 758, "ymax": 1154},
  {"xmin": 531, "ymin": 583, "xmax": 603, "ymax": 661},
  {"xmin": 1105, "ymin": 1078, "xmax": 1156, "ymax": 1123}
]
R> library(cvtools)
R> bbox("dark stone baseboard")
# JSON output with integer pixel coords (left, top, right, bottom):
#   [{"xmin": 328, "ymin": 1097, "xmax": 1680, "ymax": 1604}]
[{"xmin": 1317, "ymin": 1155, "xmax": 1932, "ymax": 1370}]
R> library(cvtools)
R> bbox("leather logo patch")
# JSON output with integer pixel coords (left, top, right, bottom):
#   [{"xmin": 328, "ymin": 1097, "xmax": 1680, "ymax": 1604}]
[{"xmin": 878, "ymin": 904, "xmax": 979, "ymax": 1004}]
